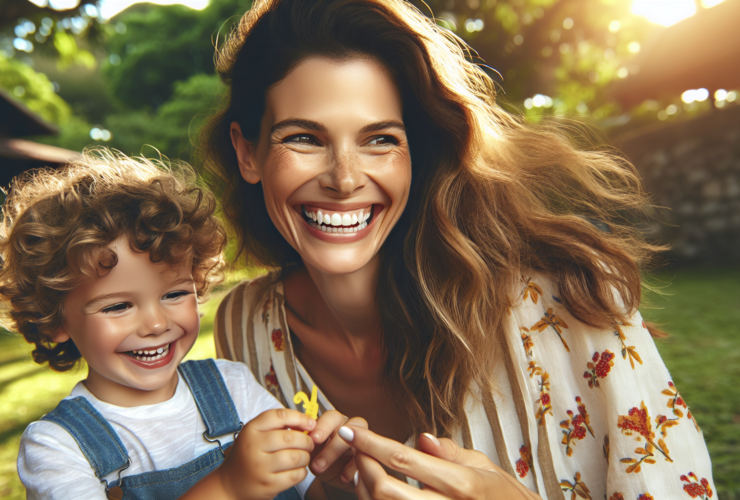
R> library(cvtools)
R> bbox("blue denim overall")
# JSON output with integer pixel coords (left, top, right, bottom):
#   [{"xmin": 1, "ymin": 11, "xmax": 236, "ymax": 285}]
[{"xmin": 41, "ymin": 359, "xmax": 302, "ymax": 500}]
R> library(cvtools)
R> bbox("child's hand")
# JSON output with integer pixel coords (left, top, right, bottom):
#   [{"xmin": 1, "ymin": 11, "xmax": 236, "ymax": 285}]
[
  {"xmin": 218, "ymin": 408, "xmax": 317, "ymax": 500},
  {"xmin": 306, "ymin": 410, "xmax": 368, "ymax": 494}
]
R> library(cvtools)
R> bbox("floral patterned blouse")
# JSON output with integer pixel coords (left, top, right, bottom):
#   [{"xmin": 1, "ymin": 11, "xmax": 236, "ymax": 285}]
[{"xmin": 214, "ymin": 273, "xmax": 715, "ymax": 500}]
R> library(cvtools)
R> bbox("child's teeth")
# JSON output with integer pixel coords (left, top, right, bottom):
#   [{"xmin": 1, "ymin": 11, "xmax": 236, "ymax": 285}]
[
  {"xmin": 352, "ymin": 214, "xmax": 358, "ymax": 225},
  {"xmin": 157, "ymin": 347, "xmax": 164, "ymax": 354}
]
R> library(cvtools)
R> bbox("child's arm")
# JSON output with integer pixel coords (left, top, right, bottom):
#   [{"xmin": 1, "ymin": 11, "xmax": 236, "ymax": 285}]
[
  {"xmin": 181, "ymin": 408, "xmax": 317, "ymax": 500},
  {"xmin": 18, "ymin": 422, "xmax": 110, "ymax": 499}
]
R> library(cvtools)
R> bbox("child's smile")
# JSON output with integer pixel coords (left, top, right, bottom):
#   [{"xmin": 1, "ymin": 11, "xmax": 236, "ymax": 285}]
[{"xmin": 54, "ymin": 237, "xmax": 200, "ymax": 407}]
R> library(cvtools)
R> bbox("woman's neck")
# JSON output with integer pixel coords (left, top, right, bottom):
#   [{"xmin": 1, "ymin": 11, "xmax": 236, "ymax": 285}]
[{"xmin": 284, "ymin": 256, "xmax": 382, "ymax": 354}]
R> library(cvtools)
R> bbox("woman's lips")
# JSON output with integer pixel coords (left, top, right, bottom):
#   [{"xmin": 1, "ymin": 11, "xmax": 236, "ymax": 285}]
[{"xmin": 299, "ymin": 204, "xmax": 380, "ymax": 239}]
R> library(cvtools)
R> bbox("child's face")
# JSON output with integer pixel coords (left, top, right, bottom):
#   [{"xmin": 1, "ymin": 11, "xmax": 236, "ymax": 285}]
[{"xmin": 55, "ymin": 238, "xmax": 200, "ymax": 407}]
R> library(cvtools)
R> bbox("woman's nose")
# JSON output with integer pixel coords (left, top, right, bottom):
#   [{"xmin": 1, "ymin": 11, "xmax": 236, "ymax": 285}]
[{"xmin": 319, "ymin": 149, "xmax": 364, "ymax": 197}]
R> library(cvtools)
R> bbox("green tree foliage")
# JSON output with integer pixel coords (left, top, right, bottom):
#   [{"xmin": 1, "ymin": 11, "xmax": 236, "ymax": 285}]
[
  {"xmin": 103, "ymin": 0, "xmax": 250, "ymax": 109},
  {"xmin": 410, "ymin": 0, "xmax": 653, "ymax": 121},
  {"xmin": 103, "ymin": 73, "xmax": 224, "ymax": 159},
  {"xmin": 0, "ymin": 53, "xmax": 71, "ymax": 125}
]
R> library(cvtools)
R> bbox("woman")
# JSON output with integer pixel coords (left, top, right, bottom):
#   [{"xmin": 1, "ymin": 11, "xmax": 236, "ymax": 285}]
[{"xmin": 200, "ymin": 0, "xmax": 715, "ymax": 498}]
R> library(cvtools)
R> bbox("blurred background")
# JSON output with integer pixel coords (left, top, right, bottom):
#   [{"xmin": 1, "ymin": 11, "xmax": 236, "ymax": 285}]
[{"xmin": 0, "ymin": 0, "xmax": 738, "ymax": 498}]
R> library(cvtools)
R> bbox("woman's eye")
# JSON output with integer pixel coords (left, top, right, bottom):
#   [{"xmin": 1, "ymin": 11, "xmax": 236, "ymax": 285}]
[
  {"xmin": 163, "ymin": 291, "xmax": 191, "ymax": 301},
  {"xmin": 102, "ymin": 303, "xmax": 130, "ymax": 314},
  {"xmin": 285, "ymin": 135, "xmax": 320, "ymax": 146},
  {"xmin": 368, "ymin": 136, "xmax": 398, "ymax": 146}
]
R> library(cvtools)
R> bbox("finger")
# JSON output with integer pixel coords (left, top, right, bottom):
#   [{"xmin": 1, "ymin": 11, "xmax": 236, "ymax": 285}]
[
  {"xmin": 339, "ymin": 425, "xmax": 481, "ymax": 497},
  {"xmin": 354, "ymin": 452, "xmax": 446, "ymax": 500},
  {"xmin": 266, "ymin": 448, "xmax": 311, "ymax": 473},
  {"xmin": 265, "ymin": 466, "xmax": 310, "ymax": 493},
  {"xmin": 311, "ymin": 416, "xmax": 368, "ymax": 476},
  {"xmin": 309, "ymin": 410, "xmax": 347, "ymax": 445},
  {"xmin": 261, "ymin": 429, "xmax": 315, "ymax": 453},
  {"xmin": 418, "ymin": 434, "xmax": 496, "ymax": 472},
  {"xmin": 339, "ymin": 456, "xmax": 357, "ymax": 484},
  {"xmin": 249, "ymin": 408, "xmax": 317, "ymax": 433}
]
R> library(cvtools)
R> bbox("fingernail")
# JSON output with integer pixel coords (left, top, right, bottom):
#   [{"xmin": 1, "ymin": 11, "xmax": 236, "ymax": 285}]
[
  {"xmin": 313, "ymin": 457, "xmax": 327, "ymax": 472},
  {"xmin": 312, "ymin": 429, "xmax": 324, "ymax": 441},
  {"xmin": 353, "ymin": 470, "xmax": 359, "ymax": 487},
  {"xmin": 423, "ymin": 432, "xmax": 440, "ymax": 446},
  {"xmin": 338, "ymin": 426, "xmax": 354, "ymax": 442}
]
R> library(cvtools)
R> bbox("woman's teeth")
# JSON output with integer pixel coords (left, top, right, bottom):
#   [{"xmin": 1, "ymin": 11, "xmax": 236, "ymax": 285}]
[
  {"xmin": 303, "ymin": 207, "xmax": 371, "ymax": 233},
  {"xmin": 128, "ymin": 344, "xmax": 170, "ymax": 362}
]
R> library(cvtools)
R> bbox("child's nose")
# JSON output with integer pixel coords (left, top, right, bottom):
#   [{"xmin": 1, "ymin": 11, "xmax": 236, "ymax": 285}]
[{"xmin": 139, "ymin": 305, "xmax": 170, "ymax": 336}]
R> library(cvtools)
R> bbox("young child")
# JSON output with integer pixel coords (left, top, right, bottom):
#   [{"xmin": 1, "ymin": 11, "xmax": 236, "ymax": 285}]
[{"xmin": 0, "ymin": 150, "xmax": 330, "ymax": 500}]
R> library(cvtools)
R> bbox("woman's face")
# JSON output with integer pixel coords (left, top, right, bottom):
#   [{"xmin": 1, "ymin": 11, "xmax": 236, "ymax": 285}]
[{"xmin": 231, "ymin": 57, "xmax": 412, "ymax": 275}]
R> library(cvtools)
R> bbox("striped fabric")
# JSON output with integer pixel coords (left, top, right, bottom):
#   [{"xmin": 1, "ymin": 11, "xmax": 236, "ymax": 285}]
[{"xmin": 215, "ymin": 273, "xmax": 715, "ymax": 500}]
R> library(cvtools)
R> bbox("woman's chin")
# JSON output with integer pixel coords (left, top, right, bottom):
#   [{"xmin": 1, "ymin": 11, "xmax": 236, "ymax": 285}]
[{"xmin": 300, "ymin": 248, "xmax": 379, "ymax": 276}]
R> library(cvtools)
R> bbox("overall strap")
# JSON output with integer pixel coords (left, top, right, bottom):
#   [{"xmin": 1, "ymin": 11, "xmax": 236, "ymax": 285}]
[
  {"xmin": 41, "ymin": 397, "xmax": 130, "ymax": 479},
  {"xmin": 178, "ymin": 359, "xmax": 242, "ymax": 437}
]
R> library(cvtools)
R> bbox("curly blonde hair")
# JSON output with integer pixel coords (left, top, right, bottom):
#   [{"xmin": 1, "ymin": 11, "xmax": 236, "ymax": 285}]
[{"xmin": 0, "ymin": 149, "xmax": 226, "ymax": 372}]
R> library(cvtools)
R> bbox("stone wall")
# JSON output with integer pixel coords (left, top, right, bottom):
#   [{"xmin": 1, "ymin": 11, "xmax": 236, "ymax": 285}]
[{"xmin": 614, "ymin": 105, "xmax": 740, "ymax": 265}]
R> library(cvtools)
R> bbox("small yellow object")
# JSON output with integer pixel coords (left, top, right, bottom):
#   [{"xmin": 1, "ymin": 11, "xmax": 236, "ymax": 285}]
[{"xmin": 293, "ymin": 385, "xmax": 319, "ymax": 432}]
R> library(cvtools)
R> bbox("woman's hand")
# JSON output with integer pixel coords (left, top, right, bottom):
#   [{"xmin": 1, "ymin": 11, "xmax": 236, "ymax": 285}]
[
  {"xmin": 307, "ymin": 410, "xmax": 369, "ymax": 495},
  {"xmin": 338, "ymin": 425, "xmax": 542, "ymax": 500}
]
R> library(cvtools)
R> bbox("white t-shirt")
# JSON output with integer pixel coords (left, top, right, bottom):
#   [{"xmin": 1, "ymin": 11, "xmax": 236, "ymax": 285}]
[{"xmin": 17, "ymin": 359, "xmax": 314, "ymax": 499}]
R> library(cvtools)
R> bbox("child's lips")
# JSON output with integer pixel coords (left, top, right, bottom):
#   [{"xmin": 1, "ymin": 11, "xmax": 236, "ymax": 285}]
[{"xmin": 122, "ymin": 340, "xmax": 177, "ymax": 368}]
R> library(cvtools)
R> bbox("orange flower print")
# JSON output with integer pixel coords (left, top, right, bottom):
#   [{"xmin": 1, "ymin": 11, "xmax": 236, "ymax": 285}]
[
  {"xmin": 559, "ymin": 472, "xmax": 591, "ymax": 500},
  {"xmin": 583, "ymin": 350, "xmax": 615, "ymax": 388},
  {"xmin": 614, "ymin": 322, "xmax": 642, "ymax": 369},
  {"xmin": 618, "ymin": 401, "xmax": 675, "ymax": 472},
  {"xmin": 523, "ymin": 281, "xmax": 543, "ymax": 304},
  {"xmin": 532, "ymin": 308, "xmax": 570, "ymax": 351},
  {"xmin": 528, "ymin": 360, "xmax": 545, "ymax": 378},
  {"xmin": 265, "ymin": 363, "xmax": 279, "ymax": 398},
  {"xmin": 608, "ymin": 494, "xmax": 624, "ymax": 500},
  {"xmin": 535, "ymin": 372, "xmax": 552, "ymax": 424},
  {"xmin": 515, "ymin": 445, "xmax": 532, "ymax": 478},
  {"xmin": 638, "ymin": 495, "xmax": 654, "ymax": 500},
  {"xmin": 560, "ymin": 396, "xmax": 594, "ymax": 456},
  {"xmin": 520, "ymin": 326, "xmax": 534, "ymax": 357},
  {"xmin": 681, "ymin": 472, "xmax": 713, "ymax": 499},
  {"xmin": 271, "ymin": 328, "xmax": 285, "ymax": 352},
  {"xmin": 662, "ymin": 381, "xmax": 701, "ymax": 432}
]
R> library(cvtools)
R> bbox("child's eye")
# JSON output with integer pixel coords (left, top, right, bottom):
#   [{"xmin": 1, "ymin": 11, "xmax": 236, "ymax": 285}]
[
  {"xmin": 163, "ymin": 291, "xmax": 192, "ymax": 301},
  {"xmin": 102, "ymin": 303, "xmax": 130, "ymax": 314}
]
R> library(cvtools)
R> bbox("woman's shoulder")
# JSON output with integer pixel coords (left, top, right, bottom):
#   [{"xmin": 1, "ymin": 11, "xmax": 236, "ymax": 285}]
[
  {"xmin": 213, "ymin": 271, "xmax": 285, "ymax": 362},
  {"xmin": 215, "ymin": 272, "xmax": 282, "ymax": 325}
]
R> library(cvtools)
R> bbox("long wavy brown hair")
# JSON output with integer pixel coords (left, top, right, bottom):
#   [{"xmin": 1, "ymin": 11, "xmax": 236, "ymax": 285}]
[
  {"xmin": 200, "ymin": 0, "xmax": 663, "ymax": 439},
  {"xmin": 0, "ymin": 149, "xmax": 226, "ymax": 372}
]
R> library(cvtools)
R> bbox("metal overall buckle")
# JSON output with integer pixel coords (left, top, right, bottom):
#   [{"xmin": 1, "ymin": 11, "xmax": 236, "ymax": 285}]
[
  {"xmin": 102, "ymin": 457, "xmax": 132, "ymax": 500},
  {"xmin": 202, "ymin": 422, "xmax": 244, "ymax": 457}
]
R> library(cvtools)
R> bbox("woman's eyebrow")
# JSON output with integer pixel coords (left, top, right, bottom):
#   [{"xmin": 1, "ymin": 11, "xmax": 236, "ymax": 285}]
[
  {"xmin": 270, "ymin": 118, "xmax": 328, "ymax": 135},
  {"xmin": 358, "ymin": 120, "xmax": 406, "ymax": 134}
]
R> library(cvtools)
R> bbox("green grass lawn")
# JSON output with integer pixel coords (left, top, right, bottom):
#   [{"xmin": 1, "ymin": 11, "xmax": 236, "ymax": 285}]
[{"xmin": 0, "ymin": 267, "xmax": 737, "ymax": 499}]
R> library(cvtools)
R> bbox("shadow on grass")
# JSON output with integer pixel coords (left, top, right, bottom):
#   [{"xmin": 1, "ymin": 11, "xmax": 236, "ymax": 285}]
[
  {"xmin": 0, "ymin": 367, "xmax": 47, "ymax": 396},
  {"xmin": 0, "ymin": 356, "xmax": 30, "ymax": 370}
]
